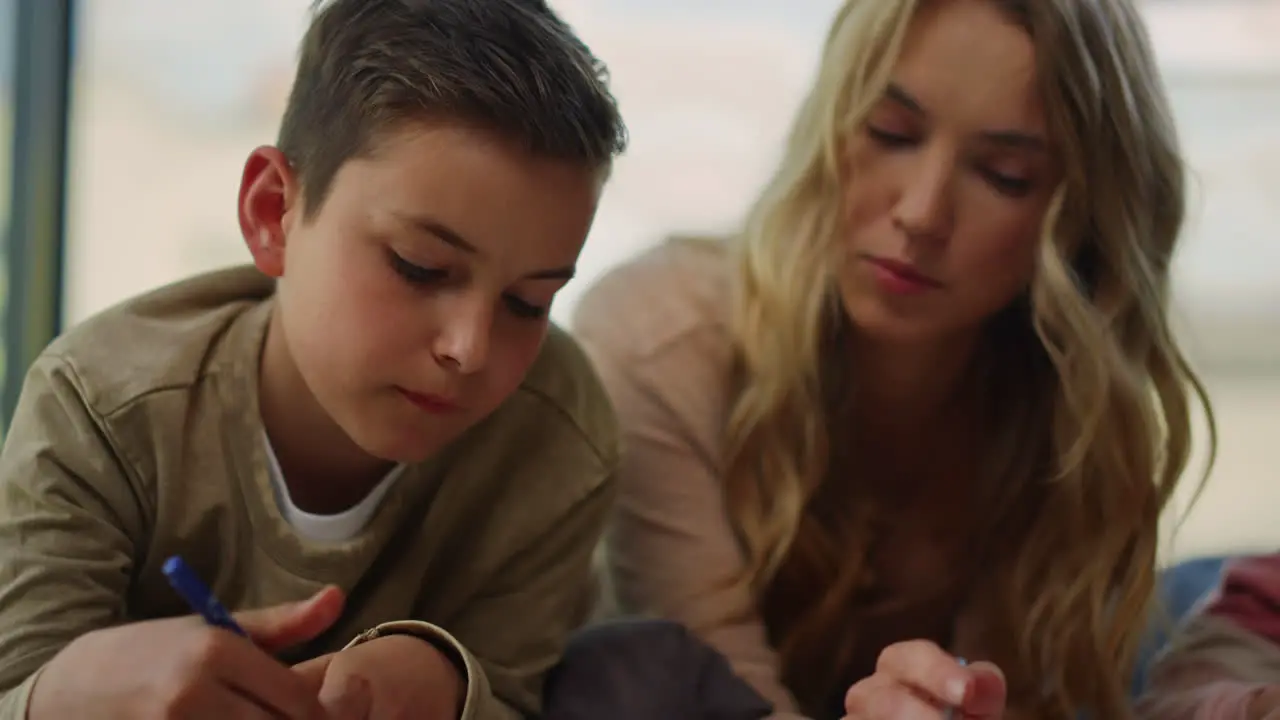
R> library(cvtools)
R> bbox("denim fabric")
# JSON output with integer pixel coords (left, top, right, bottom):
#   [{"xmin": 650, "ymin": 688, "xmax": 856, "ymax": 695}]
[{"xmin": 1130, "ymin": 555, "xmax": 1230, "ymax": 698}]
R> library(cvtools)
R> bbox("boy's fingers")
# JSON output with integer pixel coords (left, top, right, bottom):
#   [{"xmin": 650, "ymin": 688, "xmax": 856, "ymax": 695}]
[
  {"xmin": 237, "ymin": 586, "xmax": 345, "ymax": 653},
  {"xmin": 319, "ymin": 670, "xmax": 372, "ymax": 720},
  {"xmin": 293, "ymin": 652, "xmax": 338, "ymax": 695}
]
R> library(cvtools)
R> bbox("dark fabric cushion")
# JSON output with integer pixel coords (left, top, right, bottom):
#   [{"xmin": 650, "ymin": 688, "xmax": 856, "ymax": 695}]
[{"xmin": 543, "ymin": 618, "xmax": 774, "ymax": 720}]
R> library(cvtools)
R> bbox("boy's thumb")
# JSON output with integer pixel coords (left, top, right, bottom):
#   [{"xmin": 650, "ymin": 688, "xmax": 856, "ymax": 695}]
[{"xmin": 236, "ymin": 585, "xmax": 345, "ymax": 653}]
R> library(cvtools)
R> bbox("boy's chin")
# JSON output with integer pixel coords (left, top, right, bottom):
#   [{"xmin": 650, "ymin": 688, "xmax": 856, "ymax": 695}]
[{"xmin": 344, "ymin": 417, "xmax": 458, "ymax": 466}]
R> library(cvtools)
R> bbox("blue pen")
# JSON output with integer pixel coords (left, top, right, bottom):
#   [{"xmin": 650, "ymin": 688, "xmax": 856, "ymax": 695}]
[
  {"xmin": 162, "ymin": 555, "xmax": 249, "ymax": 638},
  {"xmin": 943, "ymin": 657, "xmax": 967, "ymax": 720}
]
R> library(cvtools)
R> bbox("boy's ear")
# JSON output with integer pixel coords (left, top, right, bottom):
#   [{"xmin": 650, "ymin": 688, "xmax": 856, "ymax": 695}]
[{"xmin": 238, "ymin": 146, "xmax": 301, "ymax": 279}]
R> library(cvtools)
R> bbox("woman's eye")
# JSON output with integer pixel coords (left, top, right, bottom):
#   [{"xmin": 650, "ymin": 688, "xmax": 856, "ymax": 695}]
[
  {"xmin": 504, "ymin": 295, "xmax": 547, "ymax": 320},
  {"xmin": 866, "ymin": 125, "xmax": 917, "ymax": 148},
  {"xmin": 982, "ymin": 170, "xmax": 1032, "ymax": 197}
]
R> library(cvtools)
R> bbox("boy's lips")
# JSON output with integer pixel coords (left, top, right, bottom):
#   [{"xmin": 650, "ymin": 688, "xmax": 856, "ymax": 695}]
[{"xmin": 396, "ymin": 387, "xmax": 461, "ymax": 413}]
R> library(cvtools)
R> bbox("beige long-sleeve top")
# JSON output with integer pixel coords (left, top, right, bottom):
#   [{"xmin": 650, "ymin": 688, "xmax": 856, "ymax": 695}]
[
  {"xmin": 0, "ymin": 266, "xmax": 618, "ymax": 720},
  {"xmin": 573, "ymin": 240, "xmax": 807, "ymax": 716}
]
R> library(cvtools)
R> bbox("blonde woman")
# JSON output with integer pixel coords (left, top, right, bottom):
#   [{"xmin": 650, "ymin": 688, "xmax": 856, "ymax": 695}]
[{"xmin": 554, "ymin": 0, "xmax": 1215, "ymax": 718}]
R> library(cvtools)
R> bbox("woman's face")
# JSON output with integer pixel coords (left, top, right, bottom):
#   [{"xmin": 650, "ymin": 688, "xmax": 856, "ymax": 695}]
[{"xmin": 837, "ymin": 0, "xmax": 1060, "ymax": 345}]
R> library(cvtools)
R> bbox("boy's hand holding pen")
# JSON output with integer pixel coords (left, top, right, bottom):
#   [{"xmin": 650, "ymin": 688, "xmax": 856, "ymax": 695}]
[{"xmin": 26, "ymin": 555, "xmax": 347, "ymax": 720}]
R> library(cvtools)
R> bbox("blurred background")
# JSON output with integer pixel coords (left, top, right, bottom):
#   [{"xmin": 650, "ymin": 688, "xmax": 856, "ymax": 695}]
[{"xmin": 1, "ymin": 0, "xmax": 1277, "ymax": 562}]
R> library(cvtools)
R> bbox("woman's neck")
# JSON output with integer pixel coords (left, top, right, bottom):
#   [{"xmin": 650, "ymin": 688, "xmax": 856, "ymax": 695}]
[
  {"xmin": 841, "ymin": 328, "xmax": 1000, "ymax": 528},
  {"xmin": 849, "ymin": 330, "xmax": 981, "ymax": 439}
]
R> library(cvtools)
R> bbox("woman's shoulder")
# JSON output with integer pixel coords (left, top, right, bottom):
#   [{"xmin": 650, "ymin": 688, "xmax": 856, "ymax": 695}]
[
  {"xmin": 572, "ymin": 237, "xmax": 740, "ymax": 453},
  {"xmin": 573, "ymin": 236, "xmax": 735, "ymax": 365}
]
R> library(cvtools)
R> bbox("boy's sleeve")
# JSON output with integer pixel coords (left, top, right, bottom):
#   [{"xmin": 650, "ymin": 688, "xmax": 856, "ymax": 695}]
[
  {"xmin": 345, "ymin": 476, "xmax": 614, "ymax": 720},
  {"xmin": 0, "ymin": 355, "xmax": 145, "ymax": 719}
]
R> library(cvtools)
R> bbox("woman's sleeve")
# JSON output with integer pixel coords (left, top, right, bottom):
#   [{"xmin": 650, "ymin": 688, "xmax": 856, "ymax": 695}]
[{"xmin": 573, "ymin": 274, "xmax": 806, "ymax": 718}]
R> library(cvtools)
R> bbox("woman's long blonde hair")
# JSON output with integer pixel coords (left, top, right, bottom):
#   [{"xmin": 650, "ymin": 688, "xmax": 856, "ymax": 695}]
[{"xmin": 721, "ymin": 0, "xmax": 1215, "ymax": 716}]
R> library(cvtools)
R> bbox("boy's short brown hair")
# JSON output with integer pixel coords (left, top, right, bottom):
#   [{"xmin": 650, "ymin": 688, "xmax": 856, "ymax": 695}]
[{"xmin": 278, "ymin": 0, "xmax": 628, "ymax": 216}]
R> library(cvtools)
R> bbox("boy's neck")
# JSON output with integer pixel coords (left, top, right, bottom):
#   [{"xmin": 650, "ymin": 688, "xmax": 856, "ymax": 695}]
[{"xmin": 257, "ymin": 308, "xmax": 395, "ymax": 515}]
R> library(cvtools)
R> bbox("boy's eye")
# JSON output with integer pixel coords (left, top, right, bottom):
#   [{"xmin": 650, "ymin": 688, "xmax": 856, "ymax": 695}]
[
  {"xmin": 388, "ymin": 248, "xmax": 548, "ymax": 320},
  {"xmin": 388, "ymin": 250, "xmax": 446, "ymax": 285}
]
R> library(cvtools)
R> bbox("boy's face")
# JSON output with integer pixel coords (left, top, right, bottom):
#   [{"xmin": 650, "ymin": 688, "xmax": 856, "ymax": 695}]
[{"xmin": 239, "ymin": 123, "xmax": 603, "ymax": 463}]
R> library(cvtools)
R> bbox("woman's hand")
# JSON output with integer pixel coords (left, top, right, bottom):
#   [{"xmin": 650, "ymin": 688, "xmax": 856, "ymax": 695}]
[{"xmin": 842, "ymin": 640, "xmax": 1006, "ymax": 719}]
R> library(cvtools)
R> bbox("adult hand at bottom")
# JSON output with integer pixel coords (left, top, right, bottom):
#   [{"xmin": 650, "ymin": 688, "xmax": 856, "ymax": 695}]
[{"xmin": 842, "ymin": 640, "xmax": 1006, "ymax": 719}]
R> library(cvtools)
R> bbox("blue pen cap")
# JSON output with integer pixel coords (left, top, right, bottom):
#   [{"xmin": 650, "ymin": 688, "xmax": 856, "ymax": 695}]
[{"xmin": 162, "ymin": 555, "xmax": 248, "ymax": 637}]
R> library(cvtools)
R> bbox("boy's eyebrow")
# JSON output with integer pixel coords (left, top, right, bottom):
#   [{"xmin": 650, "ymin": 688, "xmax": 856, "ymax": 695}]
[
  {"xmin": 400, "ymin": 213, "xmax": 577, "ymax": 281},
  {"xmin": 414, "ymin": 216, "xmax": 477, "ymax": 255}
]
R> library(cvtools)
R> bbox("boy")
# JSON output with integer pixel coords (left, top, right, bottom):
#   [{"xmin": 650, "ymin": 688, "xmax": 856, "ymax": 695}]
[{"xmin": 0, "ymin": 0, "xmax": 627, "ymax": 718}]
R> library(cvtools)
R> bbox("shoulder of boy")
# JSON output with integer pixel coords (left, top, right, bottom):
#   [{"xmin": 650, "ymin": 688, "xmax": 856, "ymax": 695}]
[
  {"xmin": 514, "ymin": 322, "xmax": 620, "ymax": 469},
  {"xmin": 37, "ymin": 266, "xmax": 270, "ymax": 417}
]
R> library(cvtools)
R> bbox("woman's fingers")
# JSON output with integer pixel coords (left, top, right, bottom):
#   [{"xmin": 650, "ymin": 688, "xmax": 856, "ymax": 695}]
[
  {"xmin": 843, "ymin": 641, "xmax": 1008, "ymax": 719},
  {"xmin": 961, "ymin": 661, "xmax": 1007, "ymax": 717},
  {"xmin": 844, "ymin": 672, "xmax": 946, "ymax": 719},
  {"xmin": 876, "ymin": 639, "xmax": 971, "ymax": 707}
]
